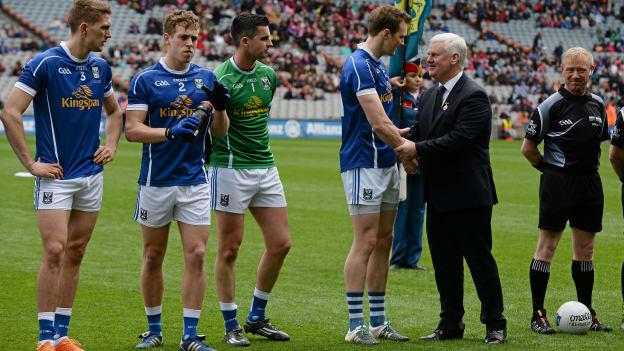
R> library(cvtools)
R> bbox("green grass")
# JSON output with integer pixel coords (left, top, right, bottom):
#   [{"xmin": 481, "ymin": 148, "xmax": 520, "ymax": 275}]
[{"xmin": 1, "ymin": 138, "xmax": 623, "ymax": 350}]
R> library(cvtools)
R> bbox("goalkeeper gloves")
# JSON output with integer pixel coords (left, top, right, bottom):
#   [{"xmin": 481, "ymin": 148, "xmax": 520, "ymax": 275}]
[{"xmin": 201, "ymin": 82, "xmax": 230, "ymax": 111}]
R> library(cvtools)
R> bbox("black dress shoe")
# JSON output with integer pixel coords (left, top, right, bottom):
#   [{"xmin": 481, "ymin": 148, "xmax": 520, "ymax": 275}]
[
  {"xmin": 420, "ymin": 327, "xmax": 464, "ymax": 341},
  {"xmin": 484, "ymin": 329, "xmax": 506, "ymax": 344}
]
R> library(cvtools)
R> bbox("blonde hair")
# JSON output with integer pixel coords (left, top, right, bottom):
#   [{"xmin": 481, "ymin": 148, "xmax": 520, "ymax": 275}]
[{"xmin": 561, "ymin": 47, "xmax": 593, "ymax": 68}]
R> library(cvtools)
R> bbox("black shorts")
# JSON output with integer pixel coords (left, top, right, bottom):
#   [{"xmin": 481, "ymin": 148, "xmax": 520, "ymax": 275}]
[{"xmin": 538, "ymin": 168, "xmax": 603, "ymax": 232}]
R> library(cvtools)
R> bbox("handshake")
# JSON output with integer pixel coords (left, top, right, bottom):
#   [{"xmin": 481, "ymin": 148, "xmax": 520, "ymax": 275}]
[
  {"xmin": 165, "ymin": 82, "xmax": 230, "ymax": 142},
  {"xmin": 395, "ymin": 138, "xmax": 419, "ymax": 174}
]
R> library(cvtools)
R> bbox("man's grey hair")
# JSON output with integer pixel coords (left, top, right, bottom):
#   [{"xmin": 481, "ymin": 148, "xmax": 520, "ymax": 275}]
[{"xmin": 430, "ymin": 33, "xmax": 467, "ymax": 67}]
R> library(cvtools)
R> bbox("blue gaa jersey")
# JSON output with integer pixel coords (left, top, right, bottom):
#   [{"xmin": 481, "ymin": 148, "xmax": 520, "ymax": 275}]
[
  {"xmin": 15, "ymin": 41, "xmax": 113, "ymax": 179},
  {"xmin": 339, "ymin": 43, "xmax": 396, "ymax": 172},
  {"xmin": 127, "ymin": 58, "xmax": 219, "ymax": 187}
]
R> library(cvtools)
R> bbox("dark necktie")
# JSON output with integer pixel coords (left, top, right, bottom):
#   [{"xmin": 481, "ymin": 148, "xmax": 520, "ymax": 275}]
[{"xmin": 434, "ymin": 85, "xmax": 446, "ymax": 116}]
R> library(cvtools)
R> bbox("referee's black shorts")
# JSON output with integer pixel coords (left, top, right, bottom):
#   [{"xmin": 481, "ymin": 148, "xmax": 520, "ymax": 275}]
[{"xmin": 539, "ymin": 167, "xmax": 603, "ymax": 233}]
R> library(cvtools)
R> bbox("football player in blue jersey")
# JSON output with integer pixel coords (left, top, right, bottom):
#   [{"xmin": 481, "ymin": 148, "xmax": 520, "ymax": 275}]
[
  {"xmin": 339, "ymin": 5, "xmax": 411, "ymax": 345},
  {"xmin": 0, "ymin": 1, "xmax": 122, "ymax": 350},
  {"xmin": 124, "ymin": 10, "xmax": 229, "ymax": 351}
]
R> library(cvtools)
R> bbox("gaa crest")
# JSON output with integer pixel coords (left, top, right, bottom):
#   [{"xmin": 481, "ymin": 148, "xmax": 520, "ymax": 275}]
[
  {"xmin": 220, "ymin": 194, "xmax": 230, "ymax": 207},
  {"xmin": 363, "ymin": 188, "xmax": 373, "ymax": 201},
  {"xmin": 42, "ymin": 192, "xmax": 53, "ymax": 204}
]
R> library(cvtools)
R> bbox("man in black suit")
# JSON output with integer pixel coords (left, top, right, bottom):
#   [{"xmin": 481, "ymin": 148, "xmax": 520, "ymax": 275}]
[{"xmin": 395, "ymin": 32, "xmax": 506, "ymax": 344}]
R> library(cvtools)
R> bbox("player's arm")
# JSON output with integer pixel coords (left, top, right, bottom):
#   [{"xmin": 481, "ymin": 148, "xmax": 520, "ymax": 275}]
[
  {"xmin": 125, "ymin": 109, "xmax": 168, "ymax": 143},
  {"xmin": 210, "ymin": 109, "xmax": 229, "ymax": 139},
  {"xmin": 609, "ymin": 110, "xmax": 624, "ymax": 180},
  {"xmin": 0, "ymin": 87, "xmax": 63, "ymax": 178},
  {"xmin": 609, "ymin": 145, "xmax": 624, "ymax": 180},
  {"xmin": 521, "ymin": 138, "xmax": 544, "ymax": 167},
  {"xmin": 357, "ymin": 93, "xmax": 403, "ymax": 148},
  {"xmin": 94, "ymin": 93, "xmax": 123, "ymax": 165}
]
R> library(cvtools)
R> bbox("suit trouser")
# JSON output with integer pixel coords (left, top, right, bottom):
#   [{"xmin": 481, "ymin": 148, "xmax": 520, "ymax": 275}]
[
  {"xmin": 426, "ymin": 205, "xmax": 506, "ymax": 331},
  {"xmin": 391, "ymin": 174, "xmax": 425, "ymax": 266}
]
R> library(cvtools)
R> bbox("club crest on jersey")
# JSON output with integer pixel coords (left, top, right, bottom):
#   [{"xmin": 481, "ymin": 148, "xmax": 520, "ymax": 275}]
[
  {"xmin": 194, "ymin": 78, "xmax": 203, "ymax": 89},
  {"xmin": 92, "ymin": 66, "xmax": 100, "ymax": 79},
  {"xmin": 160, "ymin": 95, "xmax": 194, "ymax": 118},
  {"xmin": 588, "ymin": 116, "xmax": 602, "ymax": 127},
  {"xmin": 140, "ymin": 208, "xmax": 148, "ymax": 221},
  {"xmin": 220, "ymin": 194, "xmax": 230, "ymax": 207},
  {"xmin": 61, "ymin": 84, "xmax": 100, "ymax": 110},
  {"xmin": 42, "ymin": 192, "xmax": 53, "ymax": 204},
  {"xmin": 363, "ymin": 188, "xmax": 373, "ymax": 201},
  {"xmin": 261, "ymin": 76, "xmax": 271, "ymax": 90}
]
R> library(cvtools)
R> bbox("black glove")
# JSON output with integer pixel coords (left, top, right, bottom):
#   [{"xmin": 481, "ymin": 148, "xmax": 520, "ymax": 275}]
[
  {"xmin": 532, "ymin": 161, "xmax": 545, "ymax": 173},
  {"xmin": 193, "ymin": 102, "xmax": 214, "ymax": 135},
  {"xmin": 201, "ymin": 82, "xmax": 230, "ymax": 112}
]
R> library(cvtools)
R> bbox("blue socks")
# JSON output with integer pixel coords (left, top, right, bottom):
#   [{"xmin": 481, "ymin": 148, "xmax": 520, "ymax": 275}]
[
  {"xmin": 38, "ymin": 312, "xmax": 55, "ymax": 342},
  {"xmin": 220, "ymin": 302, "xmax": 239, "ymax": 333},
  {"xmin": 145, "ymin": 306, "xmax": 162, "ymax": 336},
  {"xmin": 346, "ymin": 292, "xmax": 365, "ymax": 331},
  {"xmin": 247, "ymin": 288, "xmax": 270, "ymax": 322},
  {"xmin": 182, "ymin": 308, "xmax": 201, "ymax": 341},
  {"xmin": 54, "ymin": 307, "xmax": 72, "ymax": 339},
  {"xmin": 368, "ymin": 291, "xmax": 386, "ymax": 327}
]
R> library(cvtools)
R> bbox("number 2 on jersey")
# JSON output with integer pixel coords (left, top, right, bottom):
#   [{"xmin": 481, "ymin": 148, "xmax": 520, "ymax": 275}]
[{"xmin": 179, "ymin": 82, "xmax": 186, "ymax": 92}]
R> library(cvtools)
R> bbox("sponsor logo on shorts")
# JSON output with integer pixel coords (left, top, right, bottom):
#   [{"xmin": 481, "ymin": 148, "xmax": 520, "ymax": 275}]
[
  {"xmin": 140, "ymin": 208, "xmax": 148, "ymax": 221},
  {"xmin": 363, "ymin": 188, "xmax": 373, "ymax": 201},
  {"xmin": 220, "ymin": 194, "xmax": 230, "ymax": 207},
  {"xmin": 42, "ymin": 192, "xmax": 53, "ymax": 204}
]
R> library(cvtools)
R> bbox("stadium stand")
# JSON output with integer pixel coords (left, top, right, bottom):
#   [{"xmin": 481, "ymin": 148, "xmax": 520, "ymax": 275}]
[{"xmin": 0, "ymin": 0, "xmax": 623, "ymax": 127}]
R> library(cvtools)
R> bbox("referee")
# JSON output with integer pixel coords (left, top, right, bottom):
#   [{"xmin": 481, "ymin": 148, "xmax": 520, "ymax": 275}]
[{"xmin": 521, "ymin": 47, "xmax": 612, "ymax": 334}]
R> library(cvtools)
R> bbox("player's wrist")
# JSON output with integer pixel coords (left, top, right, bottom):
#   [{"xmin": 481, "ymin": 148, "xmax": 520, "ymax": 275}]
[
  {"xmin": 532, "ymin": 160, "xmax": 545, "ymax": 172},
  {"xmin": 165, "ymin": 127, "xmax": 175, "ymax": 141}
]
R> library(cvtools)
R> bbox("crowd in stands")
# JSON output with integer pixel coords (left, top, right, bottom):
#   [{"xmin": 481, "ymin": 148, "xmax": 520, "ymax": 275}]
[
  {"xmin": 451, "ymin": 1, "xmax": 613, "ymax": 30},
  {"xmin": 594, "ymin": 27, "xmax": 624, "ymax": 53},
  {"xmin": 1, "ymin": 0, "xmax": 624, "ymax": 121}
]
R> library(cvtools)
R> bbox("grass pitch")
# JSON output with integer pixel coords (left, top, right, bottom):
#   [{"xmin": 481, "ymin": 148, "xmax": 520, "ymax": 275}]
[{"xmin": 1, "ymin": 138, "xmax": 623, "ymax": 350}]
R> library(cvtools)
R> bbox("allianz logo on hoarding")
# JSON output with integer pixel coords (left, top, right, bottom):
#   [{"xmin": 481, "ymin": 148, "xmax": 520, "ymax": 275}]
[{"xmin": 306, "ymin": 122, "xmax": 341, "ymax": 136}]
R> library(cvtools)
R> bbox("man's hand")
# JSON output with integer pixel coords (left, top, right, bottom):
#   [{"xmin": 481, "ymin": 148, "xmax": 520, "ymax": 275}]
[
  {"xmin": 395, "ymin": 138, "xmax": 417, "ymax": 161},
  {"xmin": 165, "ymin": 116, "xmax": 200, "ymax": 141},
  {"xmin": 399, "ymin": 127, "xmax": 411, "ymax": 137},
  {"xmin": 28, "ymin": 161, "xmax": 63, "ymax": 179},
  {"xmin": 93, "ymin": 145, "xmax": 117, "ymax": 165},
  {"xmin": 402, "ymin": 158, "xmax": 419, "ymax": 174},
  {"xmin": 390, "ymin": 76, "xmax": 405, "ymax": 88},
  {"xmin": 201, "ymin": 83, "xmax": 230, "ymax": 112}
]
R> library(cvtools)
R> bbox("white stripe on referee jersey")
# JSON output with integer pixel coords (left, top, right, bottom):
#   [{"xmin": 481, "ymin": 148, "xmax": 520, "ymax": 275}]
[
  {"xmin": 15, "ymin": 82, "xmax": 36, "ymax": 96},
  {"xmin": 547, "ymin": 119, "xmax": 582, "ymax": 138},
  {"xmin": 45, "ymin": 90, "xmax": 60, "ymax": 163}
]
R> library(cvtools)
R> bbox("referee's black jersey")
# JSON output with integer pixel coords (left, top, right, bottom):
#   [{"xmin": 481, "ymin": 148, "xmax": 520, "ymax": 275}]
[
  {"xmin": 525, "ymin": 85, "xmax": 609, "ymax": 173},
  {"xmin": 611, "ymin": 107, "xmax": 624, "ymax": 147}
]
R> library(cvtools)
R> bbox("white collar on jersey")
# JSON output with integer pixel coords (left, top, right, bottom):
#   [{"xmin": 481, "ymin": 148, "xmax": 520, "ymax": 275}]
[
  {"xmin": 159, "ymin": 57, "xmax": 191, "ymax": 74},
  {"xmin": 60, "ymin": 41, "xmax": 88, "ymax": 63},
  {"xmin": 357, "ymin": 43, "xmax": 380, "ymax": 61},
  {"xmin": 229, "ymin": 57, "xmax": 257, "ymax": 75}
]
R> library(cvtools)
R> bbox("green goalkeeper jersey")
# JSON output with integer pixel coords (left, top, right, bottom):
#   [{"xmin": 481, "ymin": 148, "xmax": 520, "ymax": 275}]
[{"xmin": 211, "ymin": 58, "xmax": 277, "ymax": 168}]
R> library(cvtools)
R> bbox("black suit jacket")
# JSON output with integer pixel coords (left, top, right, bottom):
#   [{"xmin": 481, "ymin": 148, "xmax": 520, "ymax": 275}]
[{"xmin": 408, "ymin": 73, "xmax": 497, "ymax": 212}]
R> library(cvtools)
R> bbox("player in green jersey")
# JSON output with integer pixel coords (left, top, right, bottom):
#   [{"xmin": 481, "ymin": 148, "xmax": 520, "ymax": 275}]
[{"xmin": 208, "ymin": 13, "xmax": 291, "ymax": 346}]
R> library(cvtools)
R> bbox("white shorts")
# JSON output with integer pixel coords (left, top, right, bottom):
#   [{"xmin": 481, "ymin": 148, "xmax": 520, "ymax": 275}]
[
  {"xmin": 34, "ymin": 172, "xmax": 103, "ymax": 211},
  {"xmin": 134, "ymin": 183, "xmax": 211, "ymax": 228},
  {"xmin": 341, "ymin": 167, "xmax": 399, "ymax": 215},
  {"xmin": 208, "ymin": 167, "xmax": 287, "ymax": 214}
]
